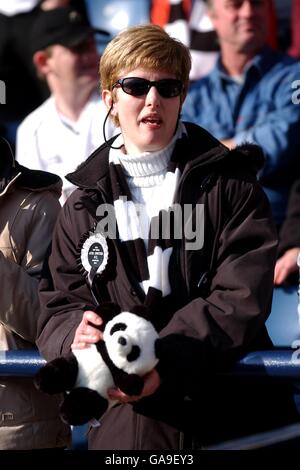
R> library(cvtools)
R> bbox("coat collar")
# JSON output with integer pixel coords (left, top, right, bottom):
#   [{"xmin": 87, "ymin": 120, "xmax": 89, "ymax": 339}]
[
  {"xmin": 66, "ymin": 122, "xmax": 264, "ymax": 191},
  {"xmin": 213, "ymin": 46, "xmax": 291, "ymax": 84},
  {"xmin": 65, "ymin": 123, "xmax": 222, "ymax": 190},
  {"xmin": 66, "ymin": 139, "xmax": 112, "ymax": 190}
]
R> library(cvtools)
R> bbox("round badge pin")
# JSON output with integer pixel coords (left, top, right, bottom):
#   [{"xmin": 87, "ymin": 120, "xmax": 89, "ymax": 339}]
[{"xmin": 80, "ymin": 231, "xmax": 109, "ymax": 277}]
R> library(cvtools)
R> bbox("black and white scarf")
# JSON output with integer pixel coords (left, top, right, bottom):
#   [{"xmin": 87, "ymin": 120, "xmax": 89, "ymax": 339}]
[
  {"xmin": 161, "ymin": 0, "xmax": 219, "ymax": 80},
  {"xmin": 108, "ymin": 122, "xmax": 188, "ymax": 309}
]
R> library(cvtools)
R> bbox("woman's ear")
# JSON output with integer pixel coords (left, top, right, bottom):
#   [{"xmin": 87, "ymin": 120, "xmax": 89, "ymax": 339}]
[{"xmin": 102, "ymin": 90, "xmax": 117, "ymax": 115}]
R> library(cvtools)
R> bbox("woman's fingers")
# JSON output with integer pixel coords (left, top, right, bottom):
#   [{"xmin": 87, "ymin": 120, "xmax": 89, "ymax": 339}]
[
  {"xmin": 72, "ymin": 310, "xmax": 103, "ymax": 349},
  {"xmin": 274, "ymin": 248, "xmax": 300, "ymax": 285},
  {"xmin": 141, "ymin": 369, "xmax": 161, "ymax": 396},
  {"xmin": 84, "ymin": 310, "xmax": 103, "ymax": 327},
  {"xmin": 107, "ymin": 369, "xmax": 161, "ymax": 403}
]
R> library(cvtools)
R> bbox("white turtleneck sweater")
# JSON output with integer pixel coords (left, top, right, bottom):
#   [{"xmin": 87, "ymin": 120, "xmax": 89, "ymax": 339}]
[
  {"xmin": 120, "ymin": 144, "xmax": 175, "ymax": 214},
  {"xmin": 110, "ymin": 128, "xmax": 182, "ymax": 248}
]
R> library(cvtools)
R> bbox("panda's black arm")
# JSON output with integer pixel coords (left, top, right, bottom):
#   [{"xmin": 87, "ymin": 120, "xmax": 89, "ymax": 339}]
[
  {"xmin": 34, "ymin": 352, "xmax": 79, "ymax": 394},
  {"xmin": 97, "ymin": 342, "xmax": 144, "ymax": 396},
  {"xmin": 113, "ymin": 371, "xmax": 144, "ymax": 396}
]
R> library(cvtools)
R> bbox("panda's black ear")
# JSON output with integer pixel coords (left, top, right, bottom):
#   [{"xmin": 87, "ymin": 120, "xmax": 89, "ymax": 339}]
[
  {"xmin": 129, "ymin": 305, "xmax": 151, "ymax": 321},
  {"xmin": 95, "ymin": 302, "xmax": 121, "ymax": 324}
]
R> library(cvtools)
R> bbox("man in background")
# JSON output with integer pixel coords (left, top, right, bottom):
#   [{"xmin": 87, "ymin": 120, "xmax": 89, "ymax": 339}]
[
  {"xmin": 0, "ymin": 0, "xmax": 74, "ymax": 148},
  {"xmin": 182, "ymin": 0, "xmax": 300, "ymax": 227},
  {"xmin": 16, "ymin": 6, "xmax": 116, "ymax": 204}
]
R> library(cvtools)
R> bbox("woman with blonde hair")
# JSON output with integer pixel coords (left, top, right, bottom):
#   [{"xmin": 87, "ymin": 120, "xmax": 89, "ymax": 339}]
[{"xmin": 37, "ymin": 24, "xmax": 298, "ymax": 450}]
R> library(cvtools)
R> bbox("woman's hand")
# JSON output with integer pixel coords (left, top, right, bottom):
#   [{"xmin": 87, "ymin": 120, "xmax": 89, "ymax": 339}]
[
  {"xmin": 107, "ymin": 368, "xmax": 161, "ymax": 404},
  {"xmin": 274, "ymin": 247, "xmax": 300, "ymax": 285},
  {"xmin": 71, "ymin": 310, "xmax": 103, "ymax": 349}
]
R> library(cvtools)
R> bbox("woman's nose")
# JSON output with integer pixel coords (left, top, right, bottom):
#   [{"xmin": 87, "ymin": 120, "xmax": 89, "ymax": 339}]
[{"xmin": 145, "ymin": 85, "xmax": 160, "ymax": 106}]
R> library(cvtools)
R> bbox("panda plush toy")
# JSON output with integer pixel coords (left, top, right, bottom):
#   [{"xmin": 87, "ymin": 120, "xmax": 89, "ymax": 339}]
[{"xmin": 34, "ymin": 302, "xmax": 160, "ymax": 425}]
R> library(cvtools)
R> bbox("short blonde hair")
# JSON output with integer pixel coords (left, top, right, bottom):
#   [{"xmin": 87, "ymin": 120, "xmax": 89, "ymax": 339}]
[{"xmin": 100, "ymin": 24, "xmax": 191, "ymax": 123}]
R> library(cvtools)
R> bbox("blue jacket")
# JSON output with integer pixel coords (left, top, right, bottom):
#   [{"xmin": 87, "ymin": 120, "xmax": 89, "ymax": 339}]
[{"xmin": 182, "ymin": 47, "xmax": 300, "ymax": 225}]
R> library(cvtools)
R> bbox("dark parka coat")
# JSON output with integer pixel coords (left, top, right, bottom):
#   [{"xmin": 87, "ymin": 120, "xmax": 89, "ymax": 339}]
[
  {"xmin": 278, "ymin": 178, "xmax": 300, "ymax": 255},
  {"xmin": 0, "ymin": 137, "xmax": 70, "ymax": 449},
  {"xmin": 37, "ymin": 123, "xmax": 298, "ymax": 449}
]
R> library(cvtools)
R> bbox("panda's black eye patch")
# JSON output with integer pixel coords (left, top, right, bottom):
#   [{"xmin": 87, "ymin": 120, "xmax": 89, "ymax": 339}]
[
  {"xmin": 110, "ymin": 323, "xmax": 127, "ymax": 335},
  {"xmin": 127, "ymin": 345, "xmax": 141, "ymax": 362}
]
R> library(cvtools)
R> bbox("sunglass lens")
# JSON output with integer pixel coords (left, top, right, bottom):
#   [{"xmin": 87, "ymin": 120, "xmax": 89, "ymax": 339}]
[
  {"xmin": 123, "ymin": 78, "xmax": 149, "ymax": 96},
  {"xmin": 120, "ymin": 78, "xmax": 183, "ymax": 98},
  {"xmin": 157, "ymin": 80, "xmax": 182, "ymax": 98}
]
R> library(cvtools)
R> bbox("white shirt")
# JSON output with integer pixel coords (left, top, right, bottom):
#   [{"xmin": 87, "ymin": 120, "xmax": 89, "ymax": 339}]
[
  {"xmin": 16, "ymin": 92, "xmax": 117, "ymax": 204},
  {"xmin": 0, "ymin": 0, "xmax": 40, "ymax": 16}
]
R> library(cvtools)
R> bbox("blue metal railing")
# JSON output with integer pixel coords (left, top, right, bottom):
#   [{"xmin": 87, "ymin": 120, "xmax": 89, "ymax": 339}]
[
  {"xmin": 1, "ymin": 348, "xmax": 300, "ymax": 450},
  {"xmin": 0, "ymin": 349, "xmax": 45, "ymax": 376},
  {"xmin": 0, "ymin": 350, "xmax": 88, "ymax": 450},
  {"xmin": 1, "ymin": 348, "xmax": 300, "ymax": 378},
  {"xmin": 231, "ymin": 349, "xmax": 300, "ymax": 379}
]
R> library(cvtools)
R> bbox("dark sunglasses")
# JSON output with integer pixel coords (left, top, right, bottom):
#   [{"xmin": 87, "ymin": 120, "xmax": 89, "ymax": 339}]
[{"xmin": 112, "ymin": 77, "xmax": 183, "ymax": 98}]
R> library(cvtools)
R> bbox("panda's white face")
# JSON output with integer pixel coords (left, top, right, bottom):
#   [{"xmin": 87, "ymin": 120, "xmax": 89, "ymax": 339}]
[{"xmin": 103, "ymin": 312, "xmax": 159, "ymax": 376}]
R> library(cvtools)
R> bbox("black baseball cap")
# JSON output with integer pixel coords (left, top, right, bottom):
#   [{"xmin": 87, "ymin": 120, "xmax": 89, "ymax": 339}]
[{"xmin": 31, "ymin": 7, "xmax": 110, "ymax": 53}]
